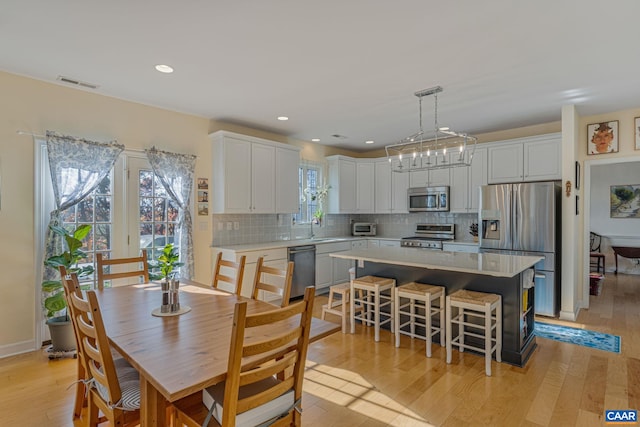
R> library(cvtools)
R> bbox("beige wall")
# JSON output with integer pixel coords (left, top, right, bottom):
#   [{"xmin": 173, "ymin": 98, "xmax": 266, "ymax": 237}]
[{"xmin": 0, "ymin": 71, "xmax": 213, "ymax": 356}]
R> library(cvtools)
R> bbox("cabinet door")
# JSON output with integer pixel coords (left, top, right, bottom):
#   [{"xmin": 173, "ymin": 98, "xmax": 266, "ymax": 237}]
[
  {"xmin": 251, "ymin": 143, "xmax": 276, "ymax": 213},
  {"xmin": 391, "ymin": 160, "xmax": 409, "ymax": 213},
  {"xmin": 488, "ymin": 143, "xmax": 523, "ymax": 183},
  {"xmin": 379, "ymin": 240, "xmax": 401, "ymax": 247},
  {"xmin": 374, "ymin": 160, "xmax": 392, "ymax": 213},
  {"xmin": 428, "ymin": 168, "xmax": 450, "ymax": 187},
  {"xmin": 315, "ymin": 253, "xmax": 333, "ymax": 291},
  {"xmin": 524, "ymin": 138, "xmax": 561, "ymax": 181},
  {"xmin": 327, "ymin": 157, "xmax": 356, "ymax": 213},
  {"xmin": 220, "ymin": 137, "xmax": 252, "ymax": 213},
  {"xmin": 468, "ymin": 147, "xmax": 487, "ymax": 211},
  {"xmin": 240, "ymin": 262, "xmax": 256, "ymax": 298},
  {"xmin": 449, "ymin": 152, "xmax": 469, "ymax": 213},
  {"xmin": 333, "ymin": 256, "xmax": 352, "ymax": 284},
  {"xmin": 356, "ymin": 161, "xmax": 375, "ymax": 213},
  {"xmin": 409, "ymin": 169, "xmax": 428, "ymax": 187},
  {"xmin": 275, "ymin": 147, "xmax": 300, "ymax": 213}
]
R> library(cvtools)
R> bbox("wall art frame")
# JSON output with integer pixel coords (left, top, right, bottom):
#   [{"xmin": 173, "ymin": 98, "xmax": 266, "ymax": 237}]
[
  {"xmin": 610, "ymin": 184, "xmax": 640, "ymax": 218},
  {"xmin": 587, "ymin": 120, "xmax": 619, "ymax": 155}
]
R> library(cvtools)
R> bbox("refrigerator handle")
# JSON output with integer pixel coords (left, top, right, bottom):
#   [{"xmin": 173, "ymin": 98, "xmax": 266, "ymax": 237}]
[{"xmin": 513, "ymin": 184, "xmax": 520, "ymax": 250}]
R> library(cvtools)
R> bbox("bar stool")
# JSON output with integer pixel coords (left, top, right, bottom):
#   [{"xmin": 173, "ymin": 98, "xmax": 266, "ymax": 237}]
[
  {"xmin": 321, "ymin": 282, "xmax": 364, "ymax": 333},
  {"xmin": 350, "ymin": 275, "xmax": 395, "ymax": 342},
  {"xmin": 446, "ymin": 289, "xmax": 502, "ymax": 376},
  {"xmin": 394, "ymin": 282, "xmax": 445, "ymax": 357}
]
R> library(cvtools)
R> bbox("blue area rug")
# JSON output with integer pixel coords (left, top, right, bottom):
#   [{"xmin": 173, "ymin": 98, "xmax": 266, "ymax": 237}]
[{"xmin": 534, "ymin": 321, "xmax": 621, "ymax": 354}]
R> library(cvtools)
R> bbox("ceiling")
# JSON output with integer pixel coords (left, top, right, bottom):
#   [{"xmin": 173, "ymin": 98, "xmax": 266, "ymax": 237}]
[{"xmin": 3, "ymin": 1, "xmax": 640, "ymax": 152}]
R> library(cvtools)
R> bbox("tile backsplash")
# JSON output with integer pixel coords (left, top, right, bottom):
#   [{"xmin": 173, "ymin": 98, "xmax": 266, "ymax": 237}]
[{"xmin": 211, "ymin": 212, "xmax": 479, "ymax": 246}]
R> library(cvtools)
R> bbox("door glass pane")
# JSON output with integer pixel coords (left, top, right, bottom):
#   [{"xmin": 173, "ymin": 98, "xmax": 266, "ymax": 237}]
[
  {"xmin": 59, "ymin": 173, "xmax": 113, "ymax": 289},
  {"xmin": 138, "ymin": 169, "xmax": 180, "ymax": 264}
]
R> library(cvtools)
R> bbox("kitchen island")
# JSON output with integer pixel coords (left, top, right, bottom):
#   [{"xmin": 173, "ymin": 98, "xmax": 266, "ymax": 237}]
[{"xmin": 330, "ymin": 247, "xmax": 543, "ymax": 367}]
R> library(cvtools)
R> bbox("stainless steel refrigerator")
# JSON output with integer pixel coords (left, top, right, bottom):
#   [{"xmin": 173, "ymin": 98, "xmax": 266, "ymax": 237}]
[{"xmin": 479, "ymin": 182, "xmax": 561, "ymax": 316}]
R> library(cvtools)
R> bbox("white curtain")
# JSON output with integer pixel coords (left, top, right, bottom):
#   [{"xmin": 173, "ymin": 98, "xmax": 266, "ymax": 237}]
[
  {"xmin": 145, "ymin": 147, "xmax": 196, "ymax": 279},
  {"xmin": 43, "ymin": 131, "xmax": 124, "ymax": 281}
]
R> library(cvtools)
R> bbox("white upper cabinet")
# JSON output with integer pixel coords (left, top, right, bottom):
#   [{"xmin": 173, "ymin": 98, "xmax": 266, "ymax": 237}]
[
  {"xmin": 375, "ymin": 159, "xmax": 409, "ymax": 213},
  {"xmin": 327, "ymin": 156, "xmax": 356, "ymax": 213},
  {"xmin": 488, "ymin": 133, "xmax": 561, "ymax": 184},
  {"xmin": 251, "ymin": 143, "xmax": 276, "ymax": 213},
  {"xmin": 356, "ymin": 161, "xmax": 375, "ymax": 213},
  {"xmin": 275, "ymin": 147, "xmax": 301, "ymax": 213},
  {"xmin": 523, "ymin": 137, "xmax": 562, "ymax": 182},
  {"xmin": 210, "ymin": 131, "xmax": 300, "ymax": 214},
  {"xmin": 374, "ymin": 160, "xmax": 392, "ymax": 213},
  {"xmin": 468, "ymin": 147, "xmax": 488, "ymax": 211},
  {"xmin": 449, "ymin": 147, "xmax": 487, "ymax": 213}
]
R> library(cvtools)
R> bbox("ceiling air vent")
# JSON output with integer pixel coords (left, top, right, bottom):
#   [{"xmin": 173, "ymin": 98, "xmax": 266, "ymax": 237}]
[
  {"xmin": 331, "ymin": 134, "xmax": 348, "ymax": 139},
  {"xmin": 56, "ymin": 75, "xmax": 99, "ymax": 90}
]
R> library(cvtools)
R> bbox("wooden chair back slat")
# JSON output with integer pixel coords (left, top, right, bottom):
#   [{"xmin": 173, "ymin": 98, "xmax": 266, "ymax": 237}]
[
  {"xmin": 212, "ymin": 252, "xmax": 246, "ymax": 295},
  {"xmin": 96, "ymin": 250, "xmax": 149, "ymax": 290},
  {"xmin": 251, "ymin": 257, "xmax": 294, "ymax": 308}
]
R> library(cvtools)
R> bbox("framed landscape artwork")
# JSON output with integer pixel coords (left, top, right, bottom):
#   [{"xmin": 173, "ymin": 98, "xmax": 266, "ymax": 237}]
[
  {"xmin": 635, "ymin": 117, "xmax": 640, "ymax": 150},
  {"xmin": 610, "ymin": 184, "xmax": 640, "ymax": 218},
  {"xmin": 587, "ymin": 120, "xmax": 618, "ymax": 155}
]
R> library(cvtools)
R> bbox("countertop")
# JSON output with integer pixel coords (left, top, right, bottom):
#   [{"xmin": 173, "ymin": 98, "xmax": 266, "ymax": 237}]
[
  {"xmin": 330, "ymin": 247, "xmax": 541, "ymax": 278},
  {"xmin": 212, "ymin": 237, "xmax": 479, "ymax": 252}
]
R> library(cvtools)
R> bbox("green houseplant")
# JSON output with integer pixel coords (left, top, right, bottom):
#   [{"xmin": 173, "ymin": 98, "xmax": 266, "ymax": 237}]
[
  {"xmin": 41, "ymin": 224, "xmax": 94, "ymax": 352},
  {"xmin": 148, "ymin": 243, "xmax": 183, "ymax": 284}
]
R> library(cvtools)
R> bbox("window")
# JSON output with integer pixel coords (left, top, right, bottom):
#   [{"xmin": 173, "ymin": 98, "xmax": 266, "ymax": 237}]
[
  {"xmin": 138, "ymin": 169, "xmax": 180, "ymax": 262},
  {"xmin": 60, "ymin": 174, "xmax": 113, "ymax": 288},
  {"xmin": 294, "ymin": 162, "xmax": 322, "ymax": 224}
]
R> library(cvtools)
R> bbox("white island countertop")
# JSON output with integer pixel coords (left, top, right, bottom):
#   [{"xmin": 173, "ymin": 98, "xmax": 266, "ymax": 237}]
[{"xmin": 330, "ymin": 247, "xmax": 542, "ymax": 278}]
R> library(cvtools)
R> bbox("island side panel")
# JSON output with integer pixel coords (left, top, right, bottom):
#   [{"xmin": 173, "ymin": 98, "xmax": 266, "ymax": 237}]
[{"xmin": 358, "ymin": 261, "xmax": 536, "ymax": 367}]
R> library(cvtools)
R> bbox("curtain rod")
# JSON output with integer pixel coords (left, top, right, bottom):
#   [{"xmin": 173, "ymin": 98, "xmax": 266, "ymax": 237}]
[{"xmin": 17, "ymin": 130, "xmax": 147, "ymax": 154}]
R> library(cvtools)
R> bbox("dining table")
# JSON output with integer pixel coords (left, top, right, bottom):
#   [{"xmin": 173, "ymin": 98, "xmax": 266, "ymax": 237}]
[{"xmin": 94, "ymin": 279, "xmax": 340, "ymax": 426}]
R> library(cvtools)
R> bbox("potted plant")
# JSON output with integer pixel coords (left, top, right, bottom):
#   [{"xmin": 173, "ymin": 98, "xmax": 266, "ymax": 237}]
[
  {"xmin": 149, "ymin": 243, "xmax": 184, "ymax": 286},
  {"xmin": 469, "ymin": 223, "xmax": 479, "ymax": 242},
  {"xmin": 41, "ymin": 224, "xmax": 94, "ymax": 352}
]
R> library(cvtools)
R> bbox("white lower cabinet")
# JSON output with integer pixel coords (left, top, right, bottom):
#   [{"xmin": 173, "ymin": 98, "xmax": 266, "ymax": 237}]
[
  {"xmin": 379, "ymin": 239, "xmax": 401, "ymax": 247},
  {"xmin": 367, "ymin": 239, "xmax": 379, "ymax": 248},
  {"xmin": 442, "ymin": 243, "xmax": 480, "ymax": 253},
  {"xmin": 315, "ymin": 241, "xmax": 353, "ymax": 293}
]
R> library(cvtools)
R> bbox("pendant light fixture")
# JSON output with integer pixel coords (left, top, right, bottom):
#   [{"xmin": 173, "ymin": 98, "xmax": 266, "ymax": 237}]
[{"xmin": 385, "ymin": 86, "xmax": 477, "ymax": 172}]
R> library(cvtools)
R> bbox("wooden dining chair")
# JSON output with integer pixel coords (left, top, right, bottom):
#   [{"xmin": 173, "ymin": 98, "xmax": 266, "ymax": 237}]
[
  {"xmin": 59, "ymin": 266, "xmax": 90, "ymax": 421},
  {"xmin": 60, "ymin": 267, "xmax": 135, "ymax": 422},
  {"xmin": 212, "ymin": 252, "xmax": 246, "ymax": 295},
  {"xmin": 251, "ymin": 257, "xmax": 294, "ymax": 308},
  {"xmin": 172, "ymin": 286, "xmax": 315, "ymax": 427},
  {"xmin": 68, "ymin": 287, "xmax": 141, "ymax": 426},
  {"xmin": 96, "ymin": 250, "xmax": 149, "ymax": 289},
  {"xmin": 590, "ymin": 232, "xmax": 606, "ymax": 273}
]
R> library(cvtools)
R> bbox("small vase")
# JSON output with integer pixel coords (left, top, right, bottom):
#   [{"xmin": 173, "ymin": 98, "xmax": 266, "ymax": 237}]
[{"xmin": 473, "ymin": 236, "xmax": 479, "ymax": 243}]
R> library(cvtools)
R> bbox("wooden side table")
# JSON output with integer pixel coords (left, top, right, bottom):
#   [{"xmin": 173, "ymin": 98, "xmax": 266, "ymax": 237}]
[{"xmin": 611, "ymin": 246, "xmax": 640, "ymax": 274}]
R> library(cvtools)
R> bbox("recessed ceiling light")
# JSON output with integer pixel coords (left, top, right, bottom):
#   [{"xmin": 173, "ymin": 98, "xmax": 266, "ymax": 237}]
[
  {"xmin": 155, "ymin": 64, "xmax": 174, "ymax": 73},
  {"xmin": 365, "ymin": 140, "xmax": 374, "ymax": 144},
  {"xmin": 277, "ymin": 116, "xmax": 289, "ymax": 121},
  {"xmin": 311, "ymin": 138, "xmax": 320, "ymax": 142},
  {"xmin": 439, "ymin": 127, "xmax": 450, "ymax": 131}
]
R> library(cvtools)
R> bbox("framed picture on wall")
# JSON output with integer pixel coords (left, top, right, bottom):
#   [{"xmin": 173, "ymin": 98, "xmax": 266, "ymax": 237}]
[
  {"xmin": 587, "ymin": 120, "xmax": 618, "ymax": 155},
  {"xmin": 610, "ymin": 184, "xmax": 640, "ymax": 218},
  {"xmin": 635, "ymin": 117, "xmax": 640, "ymax": 150}
]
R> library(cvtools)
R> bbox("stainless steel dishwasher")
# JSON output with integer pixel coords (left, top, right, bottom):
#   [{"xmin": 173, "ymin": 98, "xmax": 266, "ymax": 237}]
[{"xmin": 287, "ymin": 244, "xmax": 316, "ymax": 300}]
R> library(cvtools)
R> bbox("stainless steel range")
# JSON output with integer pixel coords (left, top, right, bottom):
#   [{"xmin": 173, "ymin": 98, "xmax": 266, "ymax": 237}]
[{"xmin": 400, "ymin": 223, "xmax": 455, "ymax": 249}]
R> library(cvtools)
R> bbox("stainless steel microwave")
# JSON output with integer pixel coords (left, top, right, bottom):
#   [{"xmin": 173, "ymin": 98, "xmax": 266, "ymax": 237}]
[
  {"xmin": 408, "ymin": 186, "xmax": 450, "ymax": 212},
  {"xmin": 352, "ymin": 222, "xmax": 377, "ymax": 236}
]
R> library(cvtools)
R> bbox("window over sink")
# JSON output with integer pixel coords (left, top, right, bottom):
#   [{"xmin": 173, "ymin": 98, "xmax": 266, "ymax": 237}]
[{"xmin": 294, "ymin": 161, "xmax": 323, "ymax": 224}]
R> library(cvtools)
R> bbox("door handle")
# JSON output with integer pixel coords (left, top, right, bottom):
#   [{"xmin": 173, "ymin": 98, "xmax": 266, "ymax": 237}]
[{"xmin": 534, "ymin": 273, "xmax": 546, "ymax": 279}]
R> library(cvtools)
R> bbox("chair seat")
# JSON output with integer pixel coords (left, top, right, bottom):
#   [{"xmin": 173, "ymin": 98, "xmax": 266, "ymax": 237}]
[
  {"xmin": 95, "ymin": 363, "xmax": 140, "ymax": 411},
  {"xmin": 201, "ymin": 377, "xmax": 294, "ymax": 427},
  {"xmin": 449, "ymin": 289, "xmax": 500, "ymax": 306}
]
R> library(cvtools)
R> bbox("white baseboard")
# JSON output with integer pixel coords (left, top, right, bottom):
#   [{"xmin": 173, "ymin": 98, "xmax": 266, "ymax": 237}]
[
  {"xmin": 0, "ymin": 339, "xmax": 39, "ymax": 359},
  {"xmin": 559, "ymin": 308, "xmax": 579, "ymax": 321}
]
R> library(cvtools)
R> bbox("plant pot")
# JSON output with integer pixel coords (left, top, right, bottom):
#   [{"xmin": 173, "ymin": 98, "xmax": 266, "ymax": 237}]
[{"xmin": 46, "ymin": 316, "xmax": 76, "ymax": 352}]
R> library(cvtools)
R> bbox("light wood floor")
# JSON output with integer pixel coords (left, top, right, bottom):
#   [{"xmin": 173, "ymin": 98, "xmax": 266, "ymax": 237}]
[{"xmin": 1, "ymin": 273, "xmax": 638, "ymax": 426}]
